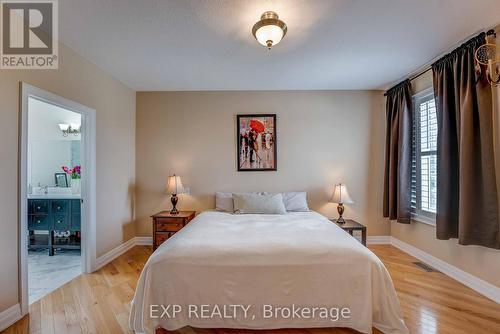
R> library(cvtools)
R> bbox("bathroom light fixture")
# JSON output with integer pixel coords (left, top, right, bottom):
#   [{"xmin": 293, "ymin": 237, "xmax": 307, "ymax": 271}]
[
  {"xmin": 58, "ymin": 123, "xmax": 81, "ymax": 136},
  {"xmin": 252, "ymin": 11, "xmax": 287, "ymax": 49}
]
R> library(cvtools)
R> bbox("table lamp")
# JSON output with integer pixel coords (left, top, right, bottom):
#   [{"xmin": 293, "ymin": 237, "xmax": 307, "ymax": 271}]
[
  {"xmin": 166, "ymin": 174, "xmax": 186, "ymax": 214},
  {"xmin": 330, "ymin": 183, "xmax": 353, "ymax": 224}
]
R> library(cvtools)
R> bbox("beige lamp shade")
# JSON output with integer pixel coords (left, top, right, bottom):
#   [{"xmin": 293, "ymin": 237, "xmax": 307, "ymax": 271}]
[
  {"xmin": 330, "ymin": 183, "xmax": 353, "ymax": 204},
  {"xmin": 166, "ymin": 175, "xmax": 186, "ymax": 195}
]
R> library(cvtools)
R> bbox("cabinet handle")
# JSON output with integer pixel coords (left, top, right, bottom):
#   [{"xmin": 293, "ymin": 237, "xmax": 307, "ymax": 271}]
[
  {"xmin": 37, "ymin": 220, "xmax": 41, "ymax": 224},
  {"xmin": 37, "ymin": 206, "xmax": 41, "ymax": 210},
  {"xmin": 57, "ymin": 220, "xmax": 62, "ymax": 224},
  {"xmin": 57, "ymin": 206, "xmax": 61, "ymax": 210}
]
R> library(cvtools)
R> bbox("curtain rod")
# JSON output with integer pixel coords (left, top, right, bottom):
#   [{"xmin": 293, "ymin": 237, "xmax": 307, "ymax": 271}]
[{"xmin": 384, "ymin": 29, "xmax": 497, "ymax": 96}]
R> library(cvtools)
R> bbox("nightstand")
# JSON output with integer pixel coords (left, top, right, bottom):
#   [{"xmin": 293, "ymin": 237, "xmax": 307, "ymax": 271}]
[
  {"xmin": 151, "ymin": 211, "xmax": 195, "ymax": 250},
  {"xmin": 330, "ymin": 219, "xmax": 367, "ymax": 246}
]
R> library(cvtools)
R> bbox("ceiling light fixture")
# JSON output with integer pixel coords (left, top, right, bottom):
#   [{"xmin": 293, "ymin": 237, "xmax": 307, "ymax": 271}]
[{"xmin": 252, "ymin": 11, "xmax": 287, "ymax": 49}]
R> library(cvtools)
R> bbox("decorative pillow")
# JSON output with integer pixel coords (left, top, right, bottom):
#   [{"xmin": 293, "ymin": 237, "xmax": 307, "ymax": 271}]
[
  {"xmin": 233, "ymin": 193, "xmax": 287, "ymax": 214},
  {"xmin": 282, "ymin": 192, "xmax": 310, "ymax": 212},
  {"xmin": 215, "ymin": 192, "xmax": 234, "ymax": 212}
]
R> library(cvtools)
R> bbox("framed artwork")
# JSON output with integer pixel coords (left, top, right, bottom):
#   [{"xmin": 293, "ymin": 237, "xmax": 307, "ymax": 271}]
[{"xmin": 237, "ymin": 114, "xmax": 277, "ymax": 171}]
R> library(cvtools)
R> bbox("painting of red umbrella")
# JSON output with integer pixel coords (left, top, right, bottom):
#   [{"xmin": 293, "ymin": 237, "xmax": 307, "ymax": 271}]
[
  {"xmin": 237, "ymin": 114, "xmax": 277, "ymax": 171},
  {"xmin": 249, "ymin": 120, "xmax": 265, "ymax": 133}
]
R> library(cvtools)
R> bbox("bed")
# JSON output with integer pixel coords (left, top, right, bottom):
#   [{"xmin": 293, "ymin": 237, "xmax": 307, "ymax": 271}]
[{"xmin": 130, "ymin": 211, "xmax": 408, "ymax": 334}]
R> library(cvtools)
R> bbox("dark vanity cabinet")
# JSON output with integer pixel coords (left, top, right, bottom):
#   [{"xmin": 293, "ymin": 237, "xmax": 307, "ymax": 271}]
[{"xmin": 28, "ymin": 198, "xmax": 81, "ymax": 255}]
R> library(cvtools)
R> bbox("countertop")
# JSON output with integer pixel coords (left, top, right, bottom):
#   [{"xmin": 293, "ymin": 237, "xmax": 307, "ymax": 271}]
[{"xmin": 27, "ymin": 194, "xmax": 81, "ymax": 199}]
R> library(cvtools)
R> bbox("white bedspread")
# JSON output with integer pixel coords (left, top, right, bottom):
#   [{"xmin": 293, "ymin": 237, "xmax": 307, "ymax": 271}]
[{"xmin": 130, "ymin": 211, "xmax": 408, "ymax": 334}]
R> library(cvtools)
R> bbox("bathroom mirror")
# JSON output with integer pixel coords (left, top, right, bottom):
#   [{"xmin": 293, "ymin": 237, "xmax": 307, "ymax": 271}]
[{"xmin": 29, "ymin": 140, "xmax": 80, "ymax": 187}]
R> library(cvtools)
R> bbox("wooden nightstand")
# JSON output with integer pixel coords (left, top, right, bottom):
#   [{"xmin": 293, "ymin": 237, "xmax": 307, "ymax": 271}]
[
  {"xmin": 151, "ymin": 211, "xmax": 195, "ymax": 250},
  {"xmin": 330, "ymin": 219, "xmax": 367, "ymax": 246}
]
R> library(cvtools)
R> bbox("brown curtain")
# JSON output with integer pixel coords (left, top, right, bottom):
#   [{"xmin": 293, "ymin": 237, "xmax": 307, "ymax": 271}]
[
  {"xmin": 383, "ymin": 80, "xmax": 413, "ymax": 224},
  {"xmin": 432, "ymin": 32, "xmax": 500, "ymax": 249}
]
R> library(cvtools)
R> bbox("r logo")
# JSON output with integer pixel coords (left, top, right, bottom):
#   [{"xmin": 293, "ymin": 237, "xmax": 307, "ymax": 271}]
[{"xmin": 2, "ymin": 2, "xmax": 53, "ymax": 54}]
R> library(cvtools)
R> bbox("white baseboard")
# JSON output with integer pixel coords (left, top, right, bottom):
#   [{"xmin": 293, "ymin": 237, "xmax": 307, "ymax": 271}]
[
  {"xmin": 95, "ymin": 237, "xmax": 153, "ymax": 270},
  {"xmin": 0, "ymin": 303, "xmax": 21, "ymax": 331},
  {"xmin": 95, "ymin": 237, "xmax": 137, "ymax": 270},
  {"xmin": 367, "ymin": 236, "xmax": 391, "ymax": 245},
  {"xmin": 390, "ymin": 237, "xmax": 500, "ymax": 304},
  {"xmin": 135, "ymin": 236, "xmax": 153, "ymax": 245}
]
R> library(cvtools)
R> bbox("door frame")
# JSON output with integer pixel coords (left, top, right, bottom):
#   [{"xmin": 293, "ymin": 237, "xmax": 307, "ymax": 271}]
[{"xmin": 19, "ymin": 82, "xmax": 97, "ymax": 315}]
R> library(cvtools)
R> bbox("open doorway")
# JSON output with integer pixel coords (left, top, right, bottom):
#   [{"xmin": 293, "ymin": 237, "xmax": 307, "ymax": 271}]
[
  {"xmin": 19, "ymin": 83, "xmax": 96, "ymax": 315},
  {"xmin": 27, "ymin": 98, "xmax": 82, "ymax": 303}
]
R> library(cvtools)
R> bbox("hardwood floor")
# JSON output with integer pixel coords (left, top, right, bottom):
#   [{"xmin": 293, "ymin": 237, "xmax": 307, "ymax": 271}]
[{"xmin": 3, "ymin": 245, "xmax": 500, "ymax": 334}]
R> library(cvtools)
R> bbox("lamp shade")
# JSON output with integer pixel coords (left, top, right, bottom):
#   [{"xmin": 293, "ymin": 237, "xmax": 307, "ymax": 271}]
[
  {"xmin": 330, "ymin": 183, "xmax": 353, "ymax": 204},
  {"xmin": 166, "ymin": 175, "xmax": 186, "ymax": 195}
]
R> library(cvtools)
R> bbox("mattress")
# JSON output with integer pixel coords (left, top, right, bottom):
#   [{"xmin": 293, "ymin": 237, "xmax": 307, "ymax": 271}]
[{"xmin": 130, "ymin": 211, "xmax": 408, "ymax": 334}]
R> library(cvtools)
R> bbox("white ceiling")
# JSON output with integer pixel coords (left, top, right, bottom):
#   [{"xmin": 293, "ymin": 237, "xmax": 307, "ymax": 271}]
[{"xmin": 59, "ymin": 0, "xmax": 500, "ymax": 91}]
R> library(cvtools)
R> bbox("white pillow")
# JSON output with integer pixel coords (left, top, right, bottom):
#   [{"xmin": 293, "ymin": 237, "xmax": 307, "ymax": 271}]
[
  {"xmin": 282, "ymin": 192, "xmax": 310, "ymax": 212},
  {"xmin": 233, "ymin": 193, "xmax": 287, "ymax": 214},
  {"xmin": 215, "ymin": 192, "xmax": 234, "ymax": 212},
  {"xmin": 215, "ymin": 192, "xmax": 266, "ymax": 212}
]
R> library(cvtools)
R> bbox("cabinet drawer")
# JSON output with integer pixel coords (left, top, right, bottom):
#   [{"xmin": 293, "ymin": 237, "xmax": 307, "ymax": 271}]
[
  {"xmin": 71, "ymin": 199, "xmax": 81, "ymax": 214},
  {"xmin": 52, "ymin": 200, "xmax": 69, "ymax": 214},
  {"xmin": 155, "ymin": 233, "xmax": 171, "ymax": 247},
  {"xmin": 29, "ymin": 215, "xmax": 49, "ymax": 230},
  {"xmin": 155, "ymin": 217, "xmax": 185, "ymax": 224},
  {"xmin": 156, "ymin": 221, "xmax": 183, "ymax": 232},
  {"xmin": 71, "ymin": 214, "xmax": 81, "ymax": 231},
  {"xmin": 53, "ymin": 215, "xmax": 70, "ymax": 230},
  {"xmin": 31, "ymin": 200, "xmax": 49, "ymax": 214}
]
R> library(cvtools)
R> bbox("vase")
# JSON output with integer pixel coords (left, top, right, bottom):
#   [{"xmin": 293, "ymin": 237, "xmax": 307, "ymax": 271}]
[{"xmin": 71, "ymin": 178, "xmax": 81, "ymax": 194}]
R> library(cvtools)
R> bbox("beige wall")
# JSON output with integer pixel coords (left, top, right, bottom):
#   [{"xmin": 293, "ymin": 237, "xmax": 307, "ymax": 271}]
[
  {"xmin": 0, "ymin": 44, "xmax": 136, "ymax": 312},
  {"xmin": 135, "ymin": 91, "xmax": 390, "ymax": 238},
  {"xmin": 391, "ymin": 38, "xmax": 500, "ymax": 287}
]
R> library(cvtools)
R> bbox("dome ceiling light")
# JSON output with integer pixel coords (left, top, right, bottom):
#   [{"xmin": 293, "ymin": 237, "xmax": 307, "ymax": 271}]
[{"xmin": 252, "ymin": 11, "xmax": 287, "ymax": 49}]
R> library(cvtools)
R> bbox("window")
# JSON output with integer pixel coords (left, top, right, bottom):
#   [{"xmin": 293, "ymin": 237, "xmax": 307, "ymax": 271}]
[{"xmin": 411, "ymin": 88, "xmax": 437, "ymax": 224}]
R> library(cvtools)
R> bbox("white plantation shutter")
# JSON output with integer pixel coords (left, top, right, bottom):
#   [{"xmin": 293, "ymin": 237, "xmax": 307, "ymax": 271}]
[
  {"xmin": 412, "ymin": 89, "xmax": 437, "ymax": 223},
  {"xmin": 410, "ymin": 107, "xmax": 417, "ymax": 211},
  {"xmin": 419, "ymin": 98, "xmax": 437, "ymax": 213}
]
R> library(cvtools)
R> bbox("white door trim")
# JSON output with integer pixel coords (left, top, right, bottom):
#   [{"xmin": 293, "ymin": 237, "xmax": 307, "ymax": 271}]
[{"xmin": 19, "ymin": 82, "xmax": 97, "ymax": 315}]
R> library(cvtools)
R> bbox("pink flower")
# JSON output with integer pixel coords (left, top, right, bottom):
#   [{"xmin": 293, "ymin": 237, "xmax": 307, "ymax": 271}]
[{"xmin": 62, "ymin": 165, "xmax": 81, "ymax": 179}]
